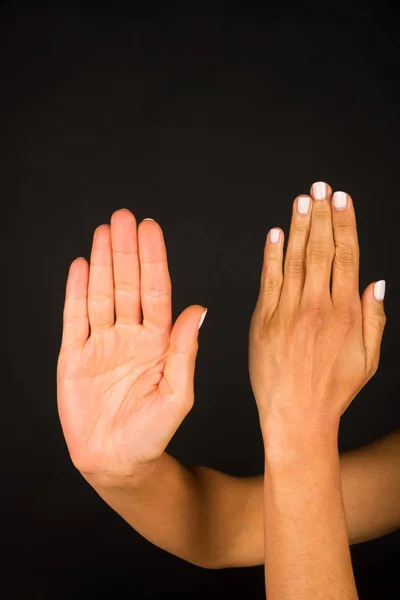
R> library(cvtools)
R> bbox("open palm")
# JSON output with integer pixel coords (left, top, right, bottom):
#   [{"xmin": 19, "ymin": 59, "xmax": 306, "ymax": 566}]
[{"xmin": 57, "ymin": 210, "xmax": 206, "ymax": 478}]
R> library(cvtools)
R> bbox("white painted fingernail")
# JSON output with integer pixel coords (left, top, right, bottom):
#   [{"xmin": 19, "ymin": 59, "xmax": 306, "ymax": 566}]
[
  {"xmin": 333, "ymin": 191, "xmax": 347, "ymax": 210},
  {"xmin": 374, "ymin": 280, "xmax": 386, "ymax": 301},
  {"xmin": 270, "ymin": 228, "xmax": 280, "ymax": 243},
  {"xmin": 312, "ymin": 181, "xmax": 327, "ymax": 200},
  {"xmin": 298, "ymin": 196, "xmax": 311, "ymax": 214},
  {"xmin": 143, "ymin": 218, "xmax": 155, "ymax": 221},
  {"xmin": 198, "ymin": 309, "xmax": 208, "ymax": 330}
]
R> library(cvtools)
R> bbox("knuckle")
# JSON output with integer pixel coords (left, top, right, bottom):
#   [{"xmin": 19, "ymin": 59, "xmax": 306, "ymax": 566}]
[
  {"xmin": 262, "ymin": 265, "xmax": 282, "ymax": 289},
  {"xmin": 336, "ymin": 302, "xmax": 358, "ymax": 323},
  {"xmin": 264, "ymin": 250, "xmax": 281, "ymax": 263},
  {"xmin": 368, "ymin": 354, "xmax": 380, "ymax": 377},
  {"xmin": 142, "ymin": 287, "xmax": 170, "ymax": 298},
  {"xmin": 369, "ymin": 309, "xmax": 386, "ymax": 330},
  {"xmin": 335, "ymin": 244, "xmax": 359, "ymax": 269},
  {"xmin": 293, "ymin": 217, "xmax": 310, "ymax": 233},
  {"xmin": 333, "ymin": 217, "xmax": 356, "ymax": 235},
  {"xmin": 374, "ymin": 312, "xmax": 387, "ymax": 330},
  {"xmin": 312, "ymin": 206, "xmax": 330, "ymax": 223},
  {"xmin": 115, "ymin": 280, "xmax": 137, "ymax": 294},
  {"xmin": 90, "ymin": 291, "xmax": 113, "ymax": 303},
  {"xmin": 308, "ymin": 246, "xmax": 334, "ymax": 265},
  {"xmin": 263, "ymin": 279, "xmax": 282, "ymax": 302},
  {"xmin": 250, "ymin": 310, "xmax": 268, "ymax": 338},
  {"xmin": 263, "ymin": 275, "xmax": 280, "ymax": 290},
  {"xmin": 114, "ymin": 278, "xmax": 140, "ymax": 296},
  {"xmin": 169, "ymin": 340, "xmax": 188, "ymax": 354},
  {"xmin": 303, "ymin": 301, "xmax": 328, "ymax": 328},
  {"xmin": 285, "ymin": 256, "xmax": 305, "ymax": 277}
]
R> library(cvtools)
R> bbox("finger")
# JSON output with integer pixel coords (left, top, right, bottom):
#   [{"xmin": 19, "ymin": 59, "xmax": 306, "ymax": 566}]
[
  {"xmin": 61, "ymin": 257, "xmax": 90, "ymax": 349},
  {"xmin": 111, "ymin": 209, "xmax": 141, "ymax": 325},
  {"xmin": 280, "ymin": 194, "xmax": 312, "ymax": 311},
  {"xmin": 163, "ymin": 305, "xmax": 207, "ymax": 404},
  {"xmin": 331, "ymin": 191, "xmax": 360, "ymax": 308},
  {"xmin": 87, "ymin": 224, "xmax": 115, "ymax": 333},
  {"xmin": 138, "ymin": 219, "xmax": 172, "ymax": 330},
  {"xmin": 361, "ymin": 280, "xmax": 386, "ymax": 376},
  {"xmin": 257, "ymin": 228, "xmax": 284, "ymax": 321},
  {"xmin": 301, "ymin": 181, "xmax": 334, "ymax": 305}
]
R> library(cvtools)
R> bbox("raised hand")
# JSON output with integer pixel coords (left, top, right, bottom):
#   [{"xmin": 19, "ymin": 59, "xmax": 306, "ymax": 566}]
[
  {"xmin": 249, "ymin": 182, "xmax": 386, "ymax": 445},
  {"xmin": 249, "ymin": 182, "xmax": 387, "ymax": 599},
  {"xmin": 57, "ymin": 210, "xmax": 207, "ymax": 480}
]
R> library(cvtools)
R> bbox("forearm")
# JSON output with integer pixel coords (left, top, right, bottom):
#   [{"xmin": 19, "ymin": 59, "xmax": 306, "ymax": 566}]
[
  {"xmin": 81, "ymin": 452, "xmax": 235, "ymax": 569},
  {"xmin": 263, "ymin": 427, "xmax": 359, "ymax": 600},
  {"xmin": 341, "ymin": 428, "xmax": 400, "ymax": 544}
]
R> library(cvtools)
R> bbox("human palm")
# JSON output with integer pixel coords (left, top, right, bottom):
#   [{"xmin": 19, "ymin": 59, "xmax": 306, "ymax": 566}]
[{"xmin": 57, "ymin": 210, "xmax": 206, "ymax": 478}]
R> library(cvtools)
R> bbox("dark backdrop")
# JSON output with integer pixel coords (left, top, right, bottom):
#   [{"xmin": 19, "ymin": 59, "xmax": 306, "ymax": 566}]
[{"xmin": 2, "ymin": 1, "xmax": 400, "ymax": 598}]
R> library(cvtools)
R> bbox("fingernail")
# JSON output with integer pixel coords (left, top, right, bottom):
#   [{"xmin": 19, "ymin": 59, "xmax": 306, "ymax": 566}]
[
  {"xmin": 270, "ymin": 228, "xmax": 280, "ymax": 243},
  {"xmin": 374, "ymin": 280, "xmax": 386, "ymax": 301},
  {"xmin": 333, "ymin": 191, "xmax": 347, "ymax": 210},
  {"xmin": 312, "ymin": 181, "xmax": 327, "ymax": 200},
  {"xmin": 298, "ymin": 196, "xmax": 311, "ymax": 214},
  {"xmin": 198, "ymin": 309, "xmax": 208, "ymax": 330},
  {"xmin": 143, "ymin": 218, "xmax": 155, "ymax": 221}
]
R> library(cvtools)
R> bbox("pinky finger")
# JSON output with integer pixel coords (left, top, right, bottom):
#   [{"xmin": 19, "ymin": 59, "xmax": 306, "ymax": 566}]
[
  {"xmin": 61, "ymin": 257, "xmax": 90, "ymax": 349},
  {"xmin": 361, "ymin": 280, "xmax": 387, "ymax": 376},
  {"xmin": 258, "ymin": 228, "xmax": 284, "ymax": 322}
]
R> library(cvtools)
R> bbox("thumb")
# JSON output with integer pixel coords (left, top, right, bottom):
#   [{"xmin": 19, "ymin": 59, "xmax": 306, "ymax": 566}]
[
  {"xmin": 361, "ymin": 280, "xmax": 386, "ymax": 376},
  {"xmin": 163, "ymin": 305, "xmax": 207, "ymax": 401}
]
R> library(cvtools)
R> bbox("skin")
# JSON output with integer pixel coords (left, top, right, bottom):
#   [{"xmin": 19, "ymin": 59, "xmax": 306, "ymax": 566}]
[
  {"xmin": 57, "ymin": 186, "xmax": 398, "ymax": 575},
  {"xmin": 57, "ymin": 213, "xmax": 207, "ymax": 479},
  {"xmin": 249, "ymin": 181, "xmax": 386, "ymax": 598}
]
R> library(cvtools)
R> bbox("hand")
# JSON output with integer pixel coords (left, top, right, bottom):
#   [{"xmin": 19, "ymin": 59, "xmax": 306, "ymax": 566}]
[
  {"xmin": 57, "ymin": 210, "xmax": 207, "ymax": 480},
  {"xmin": 249, "ymin": 182, "xmax": 386, "ymax": 448}
]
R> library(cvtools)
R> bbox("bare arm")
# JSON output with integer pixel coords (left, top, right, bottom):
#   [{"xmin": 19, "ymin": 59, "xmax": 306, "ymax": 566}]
[
  {"xmin": 82, "ymin": 452, "xmax": 249, "ymax": 569},
  {"xmin": 248, "ymin": 181, "xmax": 387, "ymax": 598},
  {"xmin": 83, "ymin": 428, "xmax": 400, "ymax": 570},
  {"xmin": 222, "ymin": 428, "xmax": 400, "ymax": 568},
  {"xmin": 340, "ymin": 428, "xmax": 400, "ymax": 544},
  {"xmin": 264, "ymin": 429, "xmax": 358, "ymax": 600}
]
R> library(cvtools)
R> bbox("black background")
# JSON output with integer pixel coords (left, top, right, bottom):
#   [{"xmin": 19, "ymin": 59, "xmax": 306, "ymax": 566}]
[{"xmin": 2, "ymin": 1, "xmax": 400, "ymax": 598}]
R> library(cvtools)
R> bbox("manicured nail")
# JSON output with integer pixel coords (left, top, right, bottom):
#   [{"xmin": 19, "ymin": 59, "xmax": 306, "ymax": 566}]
[
  {"xmin": 333, "ymin": 191, "xmax": 347, "ymax": 210},
  {"xmin": 312, "ymin": 181, "xmax": 327, "ymax": 200},
  {"xmin": 270, "ymin": 228, "xmax": 280, "ymax": 243},
  {"xmin": 374, "ymin": 280, "xmax": 386, "ymax": 301},
  {"xmin": 198, "ymin": 309, "xmax": 208, "ymax": 330},
  {"xmin": 143, "ymin": 218, "xmax": 155, "ymax": 221},
  {"xmin": 298, "ymin": 196, "xmax": 311, "ymax": 214}
]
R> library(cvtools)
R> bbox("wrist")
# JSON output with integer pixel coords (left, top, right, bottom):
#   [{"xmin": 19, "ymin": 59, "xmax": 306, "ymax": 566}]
[
  {"xmin": 261, "ymin": 412, "xmax": 340, "ymax": 468},
  {"xmin": 80, "ymin": 455, "xmax": 161, "ymax": 492}
]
